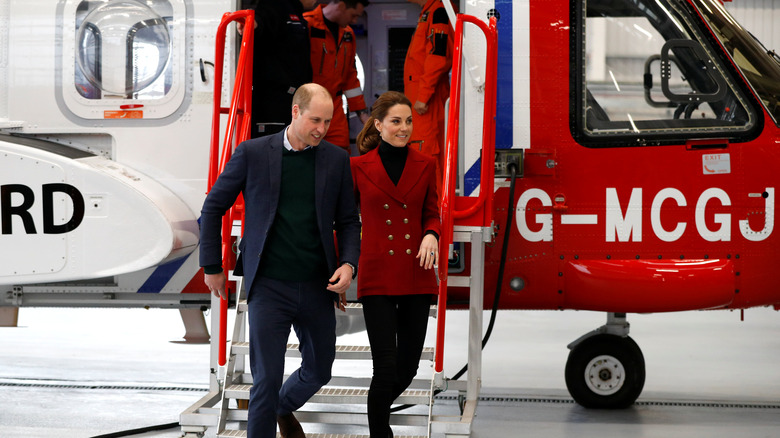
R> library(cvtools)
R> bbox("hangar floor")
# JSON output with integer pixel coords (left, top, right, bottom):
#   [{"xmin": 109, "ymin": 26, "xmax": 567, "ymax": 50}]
[{"xmin": 1, "ymin": 306, "xmax": 779, "ymax": 437}]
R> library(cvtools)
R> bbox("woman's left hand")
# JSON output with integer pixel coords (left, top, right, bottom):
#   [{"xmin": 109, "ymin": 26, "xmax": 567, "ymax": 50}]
[{"xmin": 416, "ymin": 234, "xmax": 439, "ymax": 270}]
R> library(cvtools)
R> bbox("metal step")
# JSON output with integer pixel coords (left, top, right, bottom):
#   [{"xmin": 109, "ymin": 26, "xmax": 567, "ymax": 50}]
[
  {"xmin": 312, "ymin": 387, "xmax": 431, "ymax": 405},
  {"xmin": 219, "ymin": 432, "xmax": 426, "ymax": 438},
  {"xmin": 231, "ymin": 342, "xmax": 434, "ymax": 362},
  {"xmin": 224, "ymin": 373, "xmax": 432, "ymax": 391},
  {"xmin": 236, "ymin": 301, "xmax": 436, "ymax": 317},
  {"xmin": 286, "ymin": 344, "xmax": 434, "ymax": 361},
  {"xmin": 215, "ymin": 407, "xmax": 429, "ymax": 426},
  {"xmin": 225, "ymin": 384, "xmax": 431, "ymax": 405},
  {"xmin": 343, "ymin": 302, "xmax": 438, "ymax": 317}
]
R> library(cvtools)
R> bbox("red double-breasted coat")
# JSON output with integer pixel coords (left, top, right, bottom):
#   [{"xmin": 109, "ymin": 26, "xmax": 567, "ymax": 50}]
[{"xmin": 350, "ymin": 147, "xmax": 441, "ymax": 298}]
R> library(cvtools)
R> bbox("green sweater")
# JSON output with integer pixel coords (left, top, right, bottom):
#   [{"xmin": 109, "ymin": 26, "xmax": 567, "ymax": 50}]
[{"xmin": 257, "ymin": 147, "xmax": 328, "ymax": 281}]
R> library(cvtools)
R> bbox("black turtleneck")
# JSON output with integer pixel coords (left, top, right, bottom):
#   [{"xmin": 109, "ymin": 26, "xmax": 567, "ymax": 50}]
[{"xmin": 378, "ymin": 140, "xmax": 408, "ymax": 185}]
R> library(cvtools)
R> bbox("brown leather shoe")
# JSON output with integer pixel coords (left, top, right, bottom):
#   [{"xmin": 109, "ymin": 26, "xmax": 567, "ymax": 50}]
[{"xmin": 277, "ymin": 413, "xmax": 305, "ymax": 438}]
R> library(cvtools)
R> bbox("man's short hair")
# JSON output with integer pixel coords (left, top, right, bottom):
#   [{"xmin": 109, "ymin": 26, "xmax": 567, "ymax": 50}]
[
  {"xmin": 338, "ymin": 0, "xmax": 369, "ymax": 9},
  {"xmin": 292, "ymin": 83, "xmax": 332, "ymax": 113}
]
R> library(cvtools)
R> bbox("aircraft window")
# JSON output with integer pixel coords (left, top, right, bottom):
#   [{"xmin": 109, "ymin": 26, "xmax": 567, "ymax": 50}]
[
  {"xmin": 62, "ymin": 0, "xmax": 185, "ymax": 120},
  {"xmin": 75, "ymin": 0, "xmax": 172, "ymax": 99},
  {"xmin": 572, "ymin": 0, "xmax": 760, "ymax": 146},
  {"xmin": 690, "ymin": 0, "xmax": 780, "ymax": 126}
]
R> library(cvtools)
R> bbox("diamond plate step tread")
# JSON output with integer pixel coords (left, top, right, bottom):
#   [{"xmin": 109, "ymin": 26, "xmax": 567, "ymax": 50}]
[
  {"xmin": 284, "ymin": 344, "xmax": 434, "ymax": 361},
  {"xmin": 237, "ymin": 301, "xmax": 435, "ymax": 316},
  {"xmin": 219, "ymin": 432, "xmax": 426, "ymax": 438},
  {"xmin": 224, "ymin": 384, "xmax": 431, "ymax": 405},
  {"xmin": 230, "ymin": 343, "xmax": 434, "ymax": 362},
  {"xmin": 224, "ymin": 374, "xmax": 432, "ymax": 390},
  {"xmin": 219, "ymin": 409, "xmax": 429, "ymax": 427},
  {"xmin": 217, "ymin": 430, "xmax": 246, "ymax": 438}
]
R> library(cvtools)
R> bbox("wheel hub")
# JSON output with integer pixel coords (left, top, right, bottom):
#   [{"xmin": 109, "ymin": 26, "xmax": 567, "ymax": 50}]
[{"xmin": 584, "ymin": 354, "xmax": 625, "ymax": 396}]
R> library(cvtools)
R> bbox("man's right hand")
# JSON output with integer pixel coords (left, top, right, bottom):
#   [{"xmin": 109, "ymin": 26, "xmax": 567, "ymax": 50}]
[{"xmin": 205, "ymin": 272, "xmax": 228, "ymax": 300}]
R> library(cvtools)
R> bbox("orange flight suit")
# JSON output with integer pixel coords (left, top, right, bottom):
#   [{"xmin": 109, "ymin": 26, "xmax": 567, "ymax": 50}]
[
  {"xmin": 305, "ymin": 5, "xmax": 367, "ymax": 151},
  {"xmin": 404, "ymin": 0, "xmax": 454, "ymax": 186}
]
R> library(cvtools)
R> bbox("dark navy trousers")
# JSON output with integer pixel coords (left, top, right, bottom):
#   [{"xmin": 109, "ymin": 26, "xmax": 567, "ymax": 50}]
[{"xmin": 246, "ymin": 276, "xmax": 336, "ymax": 438}]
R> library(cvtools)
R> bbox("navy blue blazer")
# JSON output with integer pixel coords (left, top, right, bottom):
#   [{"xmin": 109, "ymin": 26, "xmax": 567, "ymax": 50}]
[{"xmin": 199, "ymin": 130, "xmax": 361, "ymax": 294}]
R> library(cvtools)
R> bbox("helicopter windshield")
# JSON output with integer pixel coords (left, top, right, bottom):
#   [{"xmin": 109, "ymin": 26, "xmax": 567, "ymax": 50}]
[
  {"xmin": 573, "ymin": 0, "xmax": 761, "ymax": 146},
  {"xmin": 692, "ymin": 0, "xmax": 780, "ymax": 126}
]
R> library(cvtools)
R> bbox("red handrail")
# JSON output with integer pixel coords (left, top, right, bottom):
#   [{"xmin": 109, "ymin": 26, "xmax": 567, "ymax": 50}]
[
  {"xmin": 207, "ymin": 10, "xmax": 254, "ymax": 366},
  {"xmin": 434, "ymin": 14, "xmax": 498, "ymax": 374}
]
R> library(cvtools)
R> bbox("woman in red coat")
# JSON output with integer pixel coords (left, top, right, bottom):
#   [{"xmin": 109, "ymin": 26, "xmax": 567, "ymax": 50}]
[{"xmin": 351, "ymin": 91, "xmax": 440, "ymax": 438}]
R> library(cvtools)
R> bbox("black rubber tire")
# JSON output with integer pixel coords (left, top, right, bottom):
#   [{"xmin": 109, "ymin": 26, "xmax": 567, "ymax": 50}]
[{"xmin": 564, "ymin": 334, "xmax": 646, "ymax": 409}]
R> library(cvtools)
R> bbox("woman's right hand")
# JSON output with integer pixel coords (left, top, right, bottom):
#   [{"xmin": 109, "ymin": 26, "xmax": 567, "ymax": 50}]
[{"xmin": 416, "ymin": 234, "xmax": 439, "ymax": 270}]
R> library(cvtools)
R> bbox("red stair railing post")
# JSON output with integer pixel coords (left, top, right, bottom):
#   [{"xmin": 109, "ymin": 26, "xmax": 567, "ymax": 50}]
[
  {"xmin": 207, "ymin": 10, "xmax": 254, "ymax": 366},
  {"xmin": 434, "ymin": 14, "xmax": 464, "ymax": 374},
  {"xmin": 434, "ymin": 14, "xmax": 498, "ymax": 375}
]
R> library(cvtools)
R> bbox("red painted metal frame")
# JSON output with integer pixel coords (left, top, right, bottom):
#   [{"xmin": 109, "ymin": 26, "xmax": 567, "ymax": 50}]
[
  {"xmin": 207, "ymin": 10, "xmax": 254, "ymax": 366},
  {"xmin": 435, "ymin": 14, "xmax": 498, "ymax": 374}
]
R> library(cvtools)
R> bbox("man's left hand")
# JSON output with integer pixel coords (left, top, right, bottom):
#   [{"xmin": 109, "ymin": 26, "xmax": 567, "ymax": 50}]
[{"xmin": 327, "ymin": 264, "xmax": 353, "ymax": 310}]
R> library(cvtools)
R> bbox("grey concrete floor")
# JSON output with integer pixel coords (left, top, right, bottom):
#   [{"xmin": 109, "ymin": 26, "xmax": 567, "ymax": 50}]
[{"xmin": 1, "ymin": 306, "xmax": 779, "ymax": 437}]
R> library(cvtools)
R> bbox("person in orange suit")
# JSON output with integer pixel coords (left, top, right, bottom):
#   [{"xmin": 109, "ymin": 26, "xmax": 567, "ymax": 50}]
[
  {"xmin": 305, "ymin": 0, "xmax": 371, "ymax": 152},
  {"xmin": 404, "ymin": 0, "xmax": 454, "ymax": 187}
]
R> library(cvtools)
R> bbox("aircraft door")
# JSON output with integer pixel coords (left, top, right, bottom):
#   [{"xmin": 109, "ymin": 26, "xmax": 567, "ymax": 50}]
[{"xmin": 360, "ymin": 2, "xmax": 420, "ymax": 106}]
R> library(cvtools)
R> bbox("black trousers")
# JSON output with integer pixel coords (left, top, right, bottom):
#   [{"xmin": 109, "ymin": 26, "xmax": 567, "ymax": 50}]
[{"xmin": 361, "ymin": 294, "xmax": 433, "ymax": 438}]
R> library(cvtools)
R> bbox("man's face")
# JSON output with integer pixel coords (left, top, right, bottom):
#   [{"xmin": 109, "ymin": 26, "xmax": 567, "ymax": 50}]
[
  {"xmin": 337, "ymin": 3, "xmax": 364, "ymax": 27},
  {"xmin": 290, "ymin": 94, "xmax": 333, "ymax": 148}
]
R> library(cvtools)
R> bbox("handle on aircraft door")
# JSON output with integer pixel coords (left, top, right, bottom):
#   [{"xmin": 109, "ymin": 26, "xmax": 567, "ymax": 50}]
[{"xmin": 199, "ymin": 58, "xmax": 215, "ymax": 83}]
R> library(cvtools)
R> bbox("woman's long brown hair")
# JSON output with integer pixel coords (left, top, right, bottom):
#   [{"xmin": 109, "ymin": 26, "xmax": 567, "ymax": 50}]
[{"xmin": 355, "ymin": 91, "xmax": 412, "ymax": 155}]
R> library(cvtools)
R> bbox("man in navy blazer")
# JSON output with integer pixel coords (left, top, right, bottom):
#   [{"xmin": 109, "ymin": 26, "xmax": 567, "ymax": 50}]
[{"xmin": 200, "ymin": 83, "xmax": 360, "ymax": 438}]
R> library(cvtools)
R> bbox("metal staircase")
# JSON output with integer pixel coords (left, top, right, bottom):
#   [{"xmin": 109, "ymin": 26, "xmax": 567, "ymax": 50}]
[
  {"xmin": 179, "ymin": 9, "xmax": 498, "ymax": 438},
  {"xmin": 427, "ymin": 13, "xmax": 498, "ymax": 438},
  {"xmin": 214, "ymin": 286, "xmax": 435, "ymax": 437}
]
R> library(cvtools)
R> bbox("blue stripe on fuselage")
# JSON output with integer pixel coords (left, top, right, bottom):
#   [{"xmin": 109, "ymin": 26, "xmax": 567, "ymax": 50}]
[
  {"xmin": 138, "ymin": 256, "xmax": 189, "ymax": 293},
  {"xmin": 465, "ymin": 0, "xmax": 513, "ymax": 196}
]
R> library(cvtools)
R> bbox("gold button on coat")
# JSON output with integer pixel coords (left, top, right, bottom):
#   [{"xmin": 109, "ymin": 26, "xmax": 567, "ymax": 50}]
[
  {"xmin": 386, "ymin": 220, "xmax": 392, "ymax": 225},
  {"xmin": 388, "ymin": 235, "xmax": 394, "ymax": 240},
  {"xmin": 403, "ymin": 204, "xmax": 408, "ymax": 209},
  {"xmin": 383, "ymin": 204, "xmax": 389, "ymax": 210},
  {"xmin": 403, "ymin": 218, "xmax": 409, "ymax": 223},
  {"xmin": 388, "ymin": 250, "xmax": 394, "ymax": 255},
  {"xmin": 406, "ymin": 249, "xmax": 412, "ymax": 254},
  {"xmin": 405, "ymin": 234, "xmax": 411, "ymax": 239}
]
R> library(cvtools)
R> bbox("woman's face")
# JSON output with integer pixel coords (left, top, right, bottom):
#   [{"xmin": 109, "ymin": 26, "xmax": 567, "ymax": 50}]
[{"xmin": 374, "ymin": 104, "xmax": 413, "ymax": 148}]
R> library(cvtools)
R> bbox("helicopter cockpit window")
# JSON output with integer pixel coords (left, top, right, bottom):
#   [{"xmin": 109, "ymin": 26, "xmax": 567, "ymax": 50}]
[
  {"xmin": 690, "ymin": 0, "xmax": 780, "ymax": 126},
  {"xmin": 62, "ymin": 0, "xmax": 185, "ymax": 120},
  {"xmin": 572, "ymin": 0, "xmax": 759, "ymax": 146}
]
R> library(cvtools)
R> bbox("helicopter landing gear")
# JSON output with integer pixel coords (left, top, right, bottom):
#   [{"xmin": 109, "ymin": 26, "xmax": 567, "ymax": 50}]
[{"xmin": 564, "ymin": 313, "xmax": 646, "ymax": 409}]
